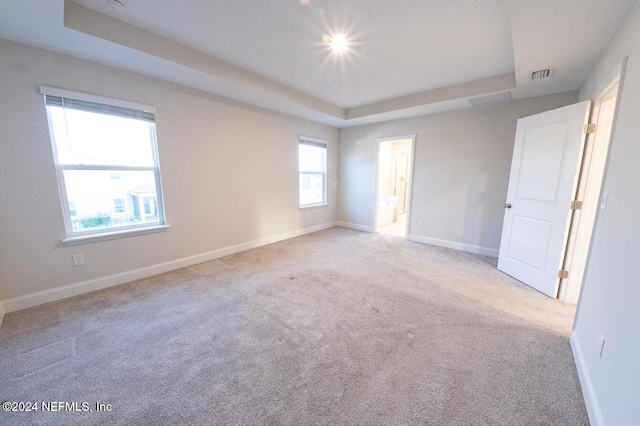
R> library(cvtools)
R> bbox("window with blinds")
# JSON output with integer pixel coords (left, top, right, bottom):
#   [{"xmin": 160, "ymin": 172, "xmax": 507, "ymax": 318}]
[
  {"xmin": 298, "ymin": 137, "xmax": 327, "ymax": 208},
  {"xmin": 40, "ymin": 86, "xmax": 166, "ymax": 241}
]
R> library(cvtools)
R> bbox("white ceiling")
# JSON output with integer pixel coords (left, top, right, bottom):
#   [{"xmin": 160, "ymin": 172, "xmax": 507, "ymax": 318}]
[{"xmin": 0, "ymin": 0, "xmax": 636, "ymax": 127}]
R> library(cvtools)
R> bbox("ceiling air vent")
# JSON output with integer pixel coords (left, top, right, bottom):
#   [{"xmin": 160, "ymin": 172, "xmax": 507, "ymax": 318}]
[{"xmin": 530, "ymin": 69, "xmax": 552, "ymax": 80}]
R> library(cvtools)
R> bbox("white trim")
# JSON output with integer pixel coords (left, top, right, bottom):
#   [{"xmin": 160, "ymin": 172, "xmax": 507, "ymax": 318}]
[
  {"xmin": 373, "ymin": 135, "xmax": 416, "ymax": 237},
  {"xmin": 560, "ymin": 64, "xmax": 624, "ymax": 304},
  {"xmin": 591, "ymin": 57, "xmax": 627, "ymax": 103},
  {"xmin": 39, "ymin": 85, "xmax": 156, "ymax": 113},
  {"xmin": 298, "ymin": 135, "xmax": 327, "ymax": 145},
  {"xmin": 407, "ymin": 234, "xmax": 499, "ymax": 257},
  {"xmin": 404, "ymin": 137, "xmax": 416, "ymax": 237},
  {"xmin": 570, "ymin": 332, "xmax": 604, "ymax": 426},
  {"xmin": 375, "ymin": 134, "xmax": 417, "ymax": 144},
  {"xmin": 336, "ymin": 222, "xmax": 374, "ymax": 233},
  {"xmin": 0, "ymin": 222, "xmax": 336, "ymax": 314},
  {"xmin": 299, "ymin": 203, "xmax": 329, "ymax": 210},
  {"xmin": 60, "ymin": 165, "xmax": 154, "ymax": 171},
  {"xmin": 62, "ymin": 224, "xmax": 170, "ymax": 246},
  {"xmin": 0, "ymin": 302, "xmax": 5, "ymax": 329}
]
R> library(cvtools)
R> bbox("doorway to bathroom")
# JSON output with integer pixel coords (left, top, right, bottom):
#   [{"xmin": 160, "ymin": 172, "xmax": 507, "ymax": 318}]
[{"xmin": 374, "ymin": 135, "xmax": 415, "ymax": 237}]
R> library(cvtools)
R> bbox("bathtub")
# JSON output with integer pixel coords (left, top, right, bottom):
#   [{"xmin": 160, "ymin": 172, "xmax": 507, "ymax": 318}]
[{"xmin": 377, "ymin": 195, "xmax": 398, "ymax": 227}]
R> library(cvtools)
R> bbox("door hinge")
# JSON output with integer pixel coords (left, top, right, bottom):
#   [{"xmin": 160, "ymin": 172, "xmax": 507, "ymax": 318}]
[
  {"xmin": 558, "ymin": 269, "xmax": 569, "ymax": 279},
  {"xmin": 583, "ymin": 123, "xmax": 596, "ymax": 134},
  {"xmin": 570, "ymin": 200, "xmax": 583, "ymax": 210}
]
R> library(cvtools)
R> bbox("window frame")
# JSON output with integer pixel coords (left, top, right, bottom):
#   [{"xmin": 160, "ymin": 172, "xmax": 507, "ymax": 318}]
[
  {"xmin": 41, "ymin": 86, "xmax": 168, "ymax": 244},
  {"xmin": 298, "ymin": 136, "xmax": 328, "ymax": 209}
]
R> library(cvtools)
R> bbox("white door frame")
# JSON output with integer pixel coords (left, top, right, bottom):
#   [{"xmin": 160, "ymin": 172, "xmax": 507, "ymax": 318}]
[
  {"xmin": 373, "ymin": 134, "xmax": 416, "ymax": 237},
  {"xmin": 497, "ymin": 101, "xmax": 591, "ymax": 298},
  {"xmin": 559, "ymin": 59, "xmax": 627, "ymax": 303}
]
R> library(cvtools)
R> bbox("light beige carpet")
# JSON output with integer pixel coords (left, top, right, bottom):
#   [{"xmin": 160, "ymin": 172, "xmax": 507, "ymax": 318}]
[{"xmin": 0, "ymin": 227, "xmax": 588, "ymax": 425}]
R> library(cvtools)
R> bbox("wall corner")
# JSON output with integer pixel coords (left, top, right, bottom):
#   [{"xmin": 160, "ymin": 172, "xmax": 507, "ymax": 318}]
[
  {"xmin": 570, "ymin": 330, "xmax": 605, "ymax": 426},
  {"xmin": 0, "ymin": 301, "xmax": 5, "ymax": 329}
]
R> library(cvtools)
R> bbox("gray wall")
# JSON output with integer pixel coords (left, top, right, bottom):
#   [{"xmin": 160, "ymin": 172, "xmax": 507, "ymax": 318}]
[
  {"xmin": 0, "ymin": 40, "xmax": 338, "ymax": 304},
  {"xmin": 338, "ymin": 91, "xmax": 579, "ymax": 255},
  {"xmin": 572, "ymin": 1, "xmax": 640, "ymax": 424}
]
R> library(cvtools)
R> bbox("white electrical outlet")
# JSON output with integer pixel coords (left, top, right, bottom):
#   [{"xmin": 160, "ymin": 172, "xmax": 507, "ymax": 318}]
[
  {"xmin": 72, "ymin": 254, "xmax": 84, "ymax": 266},
  {"xmin": 597, "ymin": 334, "xmax": 605, "ymax": 359},
  {"xmin": 418, "ymin": 220, "xmax": 424, "ymax": 227},
  {"xmin": 305, "ymin": 212, "xmax": 309, "ymax": 220}
]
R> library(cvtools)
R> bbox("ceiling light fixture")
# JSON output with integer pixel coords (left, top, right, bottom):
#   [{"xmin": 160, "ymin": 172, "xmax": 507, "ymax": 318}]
[
  {"xmin": 107, "ymin": 0, "xmax": 126, "ymax": 12},
  {"xmin": 330, "ymin": 34, "xmax": 348, "ymax": 54}
]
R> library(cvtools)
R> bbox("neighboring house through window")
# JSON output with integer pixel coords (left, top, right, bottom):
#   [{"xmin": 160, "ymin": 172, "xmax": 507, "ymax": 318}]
[
  {"xmin": 298, "ymin": 136, "xmax": 327, "ymax": 208},
  {"xmin": 41, "ymin": 86, "xmax": 166, "ymax": 242},
  {"xmin": 113, "ymin": 198, "xmax": 126, "ymax": 213},
  {"xmin": 128, "ymin": 183, "xmax": 159, "ymax": 223}
]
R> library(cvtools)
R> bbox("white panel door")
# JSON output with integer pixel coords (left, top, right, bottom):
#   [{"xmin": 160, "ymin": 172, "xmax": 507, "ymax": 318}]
[{"xmin": 498, "ymin": 101, "xmax": 591, "ymax": 297}]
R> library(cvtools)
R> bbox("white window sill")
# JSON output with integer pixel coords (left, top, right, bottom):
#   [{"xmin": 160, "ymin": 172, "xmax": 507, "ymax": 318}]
[
  {"xmin": 299, "ymin": 203, "xmax": 329, "ymax": 210},
  {"xmin": 62, "ymin": 225, "xmax": 170, "ymax": 246}
]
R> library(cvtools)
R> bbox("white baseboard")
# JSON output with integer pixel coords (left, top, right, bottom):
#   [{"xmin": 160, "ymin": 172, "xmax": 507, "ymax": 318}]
[
  {"xmin": 0, "ymin": 302, "xmax": 4, "ymax": 328},
  {"xmin": 0, "ymin": 222, "xmax": 337, "ymax": 315},
  {"xmin": 570, "ymin": 331, "xmax": 604, "ymax": 426},
  {"xmin": 407, "ymin": 234, "xmax": 499, "ymax": 257},
  {"xmin": 336, "ymin": 221, "xmax": 374, "ymax": 233}
]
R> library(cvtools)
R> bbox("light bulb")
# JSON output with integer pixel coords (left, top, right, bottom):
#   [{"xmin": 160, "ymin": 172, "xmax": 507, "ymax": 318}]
[{"xmin": 330, "ymin": 34, "xmax": 348, "ymax": 53}]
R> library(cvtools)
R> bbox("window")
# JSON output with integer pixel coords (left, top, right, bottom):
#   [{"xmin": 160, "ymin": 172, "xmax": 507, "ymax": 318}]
[
  {"xmin": 113, "ymin": 198, "xmax": 126, "ymax": 213},
  {"xmin": 143, "ymin": 197, "xmax": 156, "ymax": 216},
  {"xmin": 41, "ymin": 86, "xmax": 166, "ymax": 241},
  {"xmin": 299, "ymin": 137, "xmax": 327, "ymax": 207}
]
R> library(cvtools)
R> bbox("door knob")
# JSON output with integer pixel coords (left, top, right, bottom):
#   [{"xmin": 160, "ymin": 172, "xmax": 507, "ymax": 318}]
[{"xmin": 504, "ymin": 203, "xmax": 512, "ymax": 209}]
